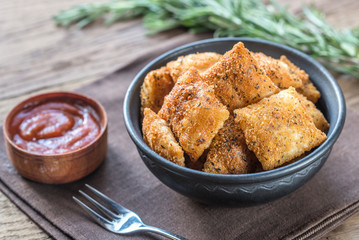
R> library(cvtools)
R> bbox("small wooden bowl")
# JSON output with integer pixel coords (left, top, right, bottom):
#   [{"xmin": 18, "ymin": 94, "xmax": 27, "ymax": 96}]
[{"xmin": 3, "ymin": 92, "xmax": 108, "ymax": 184}]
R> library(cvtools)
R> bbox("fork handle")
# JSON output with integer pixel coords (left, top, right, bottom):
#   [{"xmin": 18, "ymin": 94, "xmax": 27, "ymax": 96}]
[{"xmin": 140, "ymin": 225, "xmax": 188, "ymax": 240}]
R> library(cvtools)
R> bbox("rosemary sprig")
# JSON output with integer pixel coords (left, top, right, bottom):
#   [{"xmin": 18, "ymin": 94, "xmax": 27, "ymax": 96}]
[{"xmin": 54, "ymin": 0, "xmax": 359, "ymax": 78}]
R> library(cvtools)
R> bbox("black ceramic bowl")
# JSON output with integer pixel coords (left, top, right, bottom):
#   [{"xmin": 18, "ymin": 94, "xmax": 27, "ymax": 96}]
[{"xmin": 124, "ymin": 38, "xmax": 346, "ymax": 206}]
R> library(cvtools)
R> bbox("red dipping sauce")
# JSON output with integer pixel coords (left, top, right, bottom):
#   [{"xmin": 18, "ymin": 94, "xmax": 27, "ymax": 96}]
[{"xmin": 10, "ymin": 100, "xmax": 101, "ymax": 155}]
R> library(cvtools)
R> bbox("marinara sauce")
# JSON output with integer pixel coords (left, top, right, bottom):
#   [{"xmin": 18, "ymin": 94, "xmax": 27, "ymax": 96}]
[{"xmin": 10, "ymin": 100, "xmax": 101, "ymax": 155}]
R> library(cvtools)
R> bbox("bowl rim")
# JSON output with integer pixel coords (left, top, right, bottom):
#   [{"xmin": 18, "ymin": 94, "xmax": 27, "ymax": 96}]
[
  {"xmin": 124, "ymin": 37, "xmax": 346, "ymax": 183},
  {"xmin": 3, "ymin": 91, "xmax": 108, "ymax": 158}
]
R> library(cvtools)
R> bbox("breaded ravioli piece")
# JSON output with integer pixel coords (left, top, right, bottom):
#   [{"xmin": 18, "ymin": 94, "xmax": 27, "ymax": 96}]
[
  {"xmin": 279, "ymin": 55, "xmax": 321, "ymax": 103},
  {"xmin": 140, "ymin": 67, "xmax": 174, "ymax": 113},
  {"xmin": 142, "ymin": 108, "xmax": 185, "ymax": 166},
  {"xmin": 280, "ymin": 56, "xmax": 309, "ymax": 83},
  {"xmin": 203, "ymin": 116, "xmax": 258, "ymax": 174},
  {"xmin": 202, "ymin": 42, "xmax": 279, "ymax": 111},
  {"xmin": 293, "ymin": 91, "xmax": 330, "ymax": 132},
  {"xmin": 166, "ymin": 52, "xmax": 222, "ymax": 83},
  {"xmin": 253, "ymin": 52, "xmax": 303, "ymax": 89},
  {"xmin": 158, "ymin": 68, "xmax": 229, "ymax": 162},
  {"xmin": 234, "ymin": 87, "xmax": 327, "ymax": 171},
  {"xmin": 296, "ymin": 81, "xmax": 321, "ymax": 103}
]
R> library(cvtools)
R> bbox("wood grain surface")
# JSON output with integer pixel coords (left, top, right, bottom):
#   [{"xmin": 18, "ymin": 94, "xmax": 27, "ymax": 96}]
[{"xmin": 0, "ymin": 0, "xmax": 358, "ymax": 239}]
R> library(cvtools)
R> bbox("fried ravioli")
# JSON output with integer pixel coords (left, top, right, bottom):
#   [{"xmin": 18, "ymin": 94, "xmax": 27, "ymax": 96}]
[
  {"xmin": 280, "ymin": 56, "xmax": 309, "ymax": 83},
  {"xmin": 158, "ymin": 68, "xmax": 229, "ymax": 162},
  {"xmin": 253, "ymin": 52, "xmax": 303, "ymax": 89},
  {"xmin": 234, "ymin": 87, "xmax": 327, "ymax": 171},
  {"xmin": 142, "ymin": 108, "xmax": 185, "ymax": 166},
  {"xmin": 202, "ymin": 42, "xmax": 279, "ymax": 111},
  {"xmin": 293, "ymin": 91, "xmax": 330, "ymax": 132},
  {"xmin": 279, "ymin": 55, "xmax": 321, "ymax": 103},
  {"xmin": 296, "ymin": 81, "xmax": 321, "ymax": 103},
  {"xmin": 140, "ymin": 67, "xmax": 174, "ymax": 113},
  {"xmin": 203, "ymin": 116, "xmax": 258, "ymax": 174},
  {"xmin": 167, "ymin": 52, "xmax": 222, "ymax": 83}
]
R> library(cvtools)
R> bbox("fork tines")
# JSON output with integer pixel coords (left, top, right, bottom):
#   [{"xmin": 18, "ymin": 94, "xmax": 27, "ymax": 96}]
[
  {"xmin": 73, "ymin": 184, "xmax": 127, "ymax": 228},
  {"xmin": 73, "ymin": 184, "xmax": 187, "ymax": 240}
]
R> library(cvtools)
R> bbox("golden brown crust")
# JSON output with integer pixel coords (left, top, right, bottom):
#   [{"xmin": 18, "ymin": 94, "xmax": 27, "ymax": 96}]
[
  {"xmin": 234, "ymin": 87, "xmax": 327, "ymax": 171},
  {"xmin": 293, "ymin": 91, "xmax": 330, "ymax": 132},
  {"xmin": 166, "ymin": 52, "xmax": 222, "ymax": 83},
  {"xmin": 202, "ymin": 42, "xmax": 279, "ymax": 111},
  {"xmin": 140, "ymin": 41, "xmax": 326, "ymax": 174},
  {"xmin": 142, "ymin": 108, "xmax": 185, "ymax": 166},
  {"xmin": 203, "ymin": 116, "xmax": 259, "ymax": 174},
  {"xmin": 253, "ymin": 52, "xmax": 303, "ymax": 89},
  {"xmin": 296, "ymin": 81, "xmax": 321, "ymax": 103},
  {"xmin": 140, "ymin": 67, "xmax": 174, "ymax": 113},
  {"xmin": 158, "ymin": 68, "xmax": 229, "ymax": 162},
  {"xmin": 279, "ymin": 55, "xmax": 321, "ymax": 103},
  {"xmin": 280, "ymin": 56, "xmax": 309, "ymax": 83}
]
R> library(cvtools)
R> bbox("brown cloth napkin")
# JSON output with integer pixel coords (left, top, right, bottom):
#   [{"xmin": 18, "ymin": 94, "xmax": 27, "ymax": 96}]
[{"xmin": 1, "ymin": 35, "xmax": 359, "ymax": 240}]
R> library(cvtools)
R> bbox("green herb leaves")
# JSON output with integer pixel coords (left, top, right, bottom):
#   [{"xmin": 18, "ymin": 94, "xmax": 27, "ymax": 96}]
[{"xmin": 54, "ymin": 0, "xmax": 359, "ymax": 78}]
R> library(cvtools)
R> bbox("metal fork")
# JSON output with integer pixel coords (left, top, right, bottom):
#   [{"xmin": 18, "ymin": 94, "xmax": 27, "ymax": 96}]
[{"xmin": 73, "ymin": 184, "xmax": 187, "ymax": 240}]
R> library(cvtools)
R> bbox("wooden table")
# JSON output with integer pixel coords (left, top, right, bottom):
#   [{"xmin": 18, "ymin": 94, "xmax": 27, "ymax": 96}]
[{"xmin": 1, "ymin": 0, "xmax": 358, "ymax": 239}]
